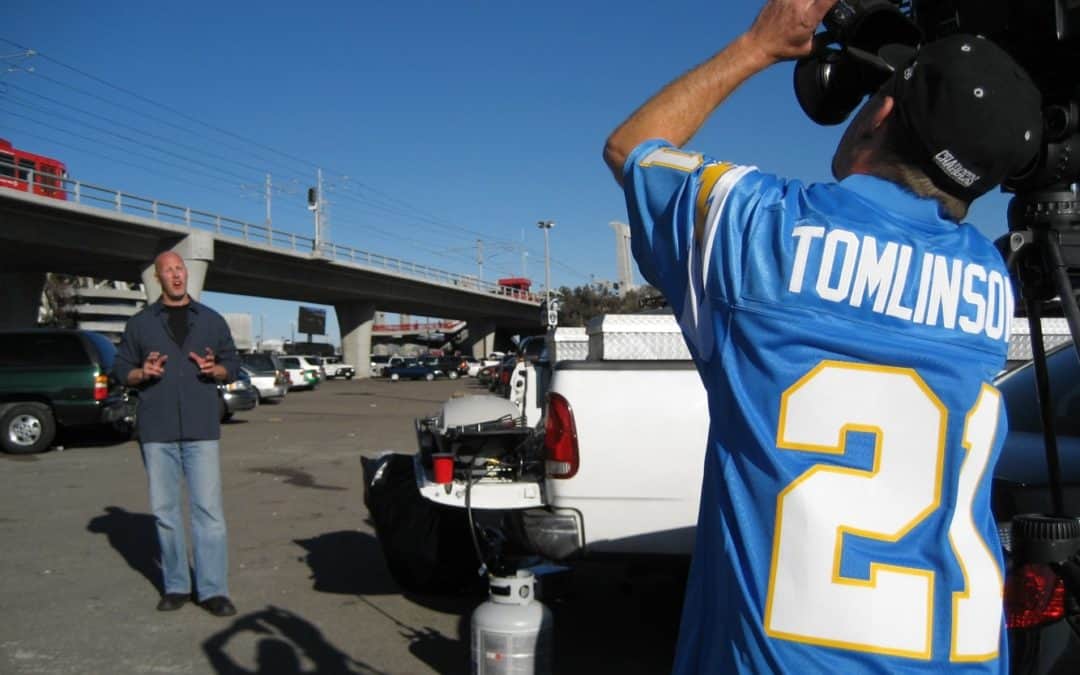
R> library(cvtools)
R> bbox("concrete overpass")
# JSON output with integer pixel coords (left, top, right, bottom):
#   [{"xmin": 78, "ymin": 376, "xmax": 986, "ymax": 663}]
[{"xmin": 0, "ymin": 187, "xmax": 541, "ymax": 374}]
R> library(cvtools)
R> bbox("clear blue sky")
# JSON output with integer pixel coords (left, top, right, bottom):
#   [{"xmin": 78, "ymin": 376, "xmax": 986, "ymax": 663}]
[{"xmin": 4, "ymin": 1, "xmax": 1014, "ymax": 346}]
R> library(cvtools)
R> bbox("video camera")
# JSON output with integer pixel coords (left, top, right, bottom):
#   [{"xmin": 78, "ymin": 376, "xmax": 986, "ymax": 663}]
[{"xmin": 795, "ymin": 0, "xmax": 1080, "ymax": 193}]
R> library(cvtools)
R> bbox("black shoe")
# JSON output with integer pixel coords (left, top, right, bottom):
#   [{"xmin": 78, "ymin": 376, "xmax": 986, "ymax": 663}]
[
  {"xmin": 156, "ymin": 593, "xmax": 189, "ymax": 611},
  {"xmin": 199, "ymin": 595, "xmax": 237, "ymax": 617}
]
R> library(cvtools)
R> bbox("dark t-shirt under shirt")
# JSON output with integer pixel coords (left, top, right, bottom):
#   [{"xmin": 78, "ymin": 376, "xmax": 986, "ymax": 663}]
[{"xmin": 164, "ymin": 305, "xmax": 189, "ymax": 347}]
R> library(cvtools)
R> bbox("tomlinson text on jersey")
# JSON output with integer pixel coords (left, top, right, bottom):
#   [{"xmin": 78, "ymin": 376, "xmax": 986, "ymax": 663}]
[{"xmin": 787, "ymin": 225, "xmax": 1013, "ymax": 342}]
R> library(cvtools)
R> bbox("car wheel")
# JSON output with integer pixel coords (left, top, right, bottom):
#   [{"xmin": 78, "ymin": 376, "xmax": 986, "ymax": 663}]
[
  {"xmin": 448, "ymin": 371, "xmax": 459, "ymax": 380},
  {"xmin": 346, "ymin": 373, "xmax": 354, "ymax": 380},
  {"xmin": 424, "ymin": 373, "xmax": 435, "ymax": 381},
  {"xmin": 391, "ymin": 373, "xmax": 400, "ymax": 382},
  {"xmin": 1, "ymin": 402, "xmax": 57, "ymax": 454}
]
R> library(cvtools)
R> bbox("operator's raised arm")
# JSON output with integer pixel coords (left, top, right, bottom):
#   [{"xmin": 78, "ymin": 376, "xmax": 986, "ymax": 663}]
[{"xmin": 602, "ymin": 0, "xmax": 838, "ymax": 187}]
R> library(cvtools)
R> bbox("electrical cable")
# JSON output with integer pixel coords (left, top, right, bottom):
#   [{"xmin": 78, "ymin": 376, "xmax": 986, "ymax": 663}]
[
  {"xmin": 1, "ymin": 38, "xmax": 589, "ymax": 283},
  {"xmin": 0, "ymin": 124, "xmax": 240, "ymax": 196},
  {"xmin": 3, "ymin": 96, "xmax": 257, "ymax": 185},
  {"xmin": 4, "ymin": 81, "xmax": 277, "ymax": 177}
]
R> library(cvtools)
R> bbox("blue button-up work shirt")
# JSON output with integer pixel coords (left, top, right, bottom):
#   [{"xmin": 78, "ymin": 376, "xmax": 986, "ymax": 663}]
[{"xmin": 112, "ymin": 299, "xmax": 240, "ymax": 442}]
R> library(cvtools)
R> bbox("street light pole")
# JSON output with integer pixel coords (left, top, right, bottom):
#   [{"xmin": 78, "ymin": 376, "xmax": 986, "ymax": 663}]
[{"xmin": 537, "ymin": 220, "xmax": 555, "ymax": 321}]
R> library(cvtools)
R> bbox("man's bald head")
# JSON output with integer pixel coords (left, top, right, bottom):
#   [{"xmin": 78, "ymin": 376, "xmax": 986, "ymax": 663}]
[{"xmin": 154, "ymin": 251, "xmax": 190, "ymax": 306}]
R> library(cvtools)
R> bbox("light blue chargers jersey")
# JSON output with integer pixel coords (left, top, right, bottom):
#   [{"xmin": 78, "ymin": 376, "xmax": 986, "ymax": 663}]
[{"xmin": 622, "ymin": 139, "xmax": 1013, "ymax": 674}]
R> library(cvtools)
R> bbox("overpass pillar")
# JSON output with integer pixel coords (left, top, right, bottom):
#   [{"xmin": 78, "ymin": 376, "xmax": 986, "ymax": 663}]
[
  {"xmin": 335, "ymin": 301, "xmax": 376, "ymax": 379},
  {"xmin": 0, "ymin": 272, "xmax": 46, "ymax": 330},
  {"xmin": 141, "ymin": 232, "xmax": 215, "ymax": 302},
  {"xmin": 465, "ymin": 319, "xmax": 497, "ymax": 359}
]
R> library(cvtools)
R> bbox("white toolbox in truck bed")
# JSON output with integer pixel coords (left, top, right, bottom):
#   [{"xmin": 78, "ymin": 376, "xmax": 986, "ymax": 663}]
[{"xmin": 586, "ymin": 313, "xmax": 691, "ymax": 361}]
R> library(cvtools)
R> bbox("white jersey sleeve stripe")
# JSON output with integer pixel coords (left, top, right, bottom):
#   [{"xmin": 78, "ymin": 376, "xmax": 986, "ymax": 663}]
[{"xmin": 700, "ymin": 164, "xmax": 756, "ymax": 287}]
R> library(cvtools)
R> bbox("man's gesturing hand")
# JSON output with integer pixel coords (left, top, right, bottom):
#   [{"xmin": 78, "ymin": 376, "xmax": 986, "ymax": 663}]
[
  {"xmin": 189, "ymin": 347, "xmax": 219, "ymax": 378},
  {"xmin": 748, "ymin": 0, "xmax": 839, "ymax": 63},
  {"xmin": 142, "ymin": 352, "xmax": 168, "ymax": 379}
]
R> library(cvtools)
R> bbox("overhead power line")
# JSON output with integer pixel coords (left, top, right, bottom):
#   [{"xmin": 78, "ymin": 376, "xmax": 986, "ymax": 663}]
[{"xmin": 0, "ymin": 36, "xmax": 590, "ymax": 281}]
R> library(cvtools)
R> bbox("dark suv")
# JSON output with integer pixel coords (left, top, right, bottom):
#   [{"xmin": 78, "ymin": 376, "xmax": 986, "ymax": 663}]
[{"xmin": 0, "ymin": 329, "xmax": 124, "ymax": 454}]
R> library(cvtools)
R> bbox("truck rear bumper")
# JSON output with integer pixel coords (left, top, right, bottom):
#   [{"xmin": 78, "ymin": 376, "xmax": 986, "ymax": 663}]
[
  {"xmin": 412, "ymin": 454, "xmax": 545, "ymax": 510},
  {"xmin": 516, "ymin": 508, "xmax": 585, "ymax": 560}
]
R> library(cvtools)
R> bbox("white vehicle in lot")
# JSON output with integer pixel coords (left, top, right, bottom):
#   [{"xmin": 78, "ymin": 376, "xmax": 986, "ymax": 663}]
[
  {"xmin": 240, "ymin": 365, "xmax": 289, "ymax": 403},
  {"xmin": 277, "ymin": 355, "xmax": 322, "ymax": 390},
  {"xmin": 321, "ymin": 356, "xmax": 356, "ymax": 380}
]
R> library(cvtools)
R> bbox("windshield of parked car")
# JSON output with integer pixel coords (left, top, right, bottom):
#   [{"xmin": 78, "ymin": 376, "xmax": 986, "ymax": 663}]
[
  {"xmin": 240, "ymin": 353, "xmax": 279, "ymax": 373},
  {"xmin": 0, "ymin": 332, "xmax": 91, "ymax": 367},
  {"xmin": 84, "ymin": 331, "xmax": 118, "ymax": 371}
]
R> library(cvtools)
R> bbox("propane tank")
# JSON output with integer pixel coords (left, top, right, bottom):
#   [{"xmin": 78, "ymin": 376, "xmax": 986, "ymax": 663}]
[{"xmin": 471, "ymin": 569, "xmax": 553, "ymax": 674}]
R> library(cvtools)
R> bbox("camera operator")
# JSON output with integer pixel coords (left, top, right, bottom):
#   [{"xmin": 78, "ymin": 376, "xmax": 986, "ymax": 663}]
[{"xmin": 603, "ymin": 0, "xmax": 1041, "ymax": 672}]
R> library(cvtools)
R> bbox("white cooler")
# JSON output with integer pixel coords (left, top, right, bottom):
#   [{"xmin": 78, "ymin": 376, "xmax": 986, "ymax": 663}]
[{"xmin": 586, "ymin": 313, "xmax": 691, "ymax": 361}]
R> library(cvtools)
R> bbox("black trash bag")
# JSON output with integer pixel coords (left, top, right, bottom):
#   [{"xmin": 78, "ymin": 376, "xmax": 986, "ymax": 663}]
[{"xmin": 362, "ymin": 453, "xmax": 481, "ymax": 594}]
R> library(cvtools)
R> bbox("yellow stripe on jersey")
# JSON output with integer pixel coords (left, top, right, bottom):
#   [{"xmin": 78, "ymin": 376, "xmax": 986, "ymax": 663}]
[{"xmin": 695, "ymin": 162, "xmax": 735, "ymax": 243}]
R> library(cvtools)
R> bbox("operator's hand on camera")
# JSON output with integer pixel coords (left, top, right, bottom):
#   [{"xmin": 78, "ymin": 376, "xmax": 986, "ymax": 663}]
[
  {"xmin": 141, "ymin": 352, "xmax": 167, "ymax": 380},
  {"xmin": 189, "ymin": 347, "xmax": 224, "ymax": 381},
  {"xmin": 749, "ymin": 0, "xmax": 839, "ymax": 63}
]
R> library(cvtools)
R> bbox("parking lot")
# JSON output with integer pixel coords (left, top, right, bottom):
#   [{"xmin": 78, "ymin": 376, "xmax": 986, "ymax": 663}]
[{"xmin": 0, "ymin": 377, "xmax": 683, "ymax": 675}]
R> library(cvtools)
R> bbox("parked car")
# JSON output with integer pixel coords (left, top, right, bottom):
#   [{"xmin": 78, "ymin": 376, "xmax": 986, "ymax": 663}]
[
  {"xmin": 420, "ymin": 356, "xmax": 464, "ymax": 380},
  {"xmin": 0, "ymin": 329, "xmax": 126, "ymax": 454},
  {"xmin": 294, "ymin": 355, "xmax": 328, "ymax": 381},
  {"xmin": 277, "ymin": 355, "xmax": 321, "ymax": 391},
  {"xmin": 370, "ymin": 354, "xmax": 391, "ymax": 377},
  {"xmin": 322, "ymin": 355, "xmax": 356, "ymax": 380},
  {"xmin": 240, "ymin": 365, "xmax": 288, "ymax": 403},
  {"xmin": 385, "ymin": 360, "xmax": 438, "ymax": 382},
  {"xmin": 371, "ymin": 356, "xmax": 406, "ymax": 375},
  {"xmin": 219, "ymin": 369, "xmax": 257, "ymax": 421}
]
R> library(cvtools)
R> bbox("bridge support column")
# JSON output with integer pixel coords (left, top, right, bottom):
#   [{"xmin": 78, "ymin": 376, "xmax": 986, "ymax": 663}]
[
  {"xmin": 0, "ymin": 272, "xmax": 46, "ymax": 330},
  {"xmin": 141, "ymin": 232, "xmax": 215, "ymax": 303},
  {"xmin": 465, "ymin": 319, "xmax": 497, "ymax": 359},
  {"xmin": 335, "ymin": 301, "xmax": 376, "ymax": 379}
]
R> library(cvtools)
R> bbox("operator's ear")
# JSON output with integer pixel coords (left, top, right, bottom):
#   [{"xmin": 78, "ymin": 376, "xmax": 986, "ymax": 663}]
[{"xmin": 870, "ymin": 95, "xmax": 896, "ymax": 131}]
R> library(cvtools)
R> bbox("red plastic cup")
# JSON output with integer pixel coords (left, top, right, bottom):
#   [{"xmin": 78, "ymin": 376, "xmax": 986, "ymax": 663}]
[{"xmin": 432, "ymin": 453, "xmax": 454, "ymax": 484}]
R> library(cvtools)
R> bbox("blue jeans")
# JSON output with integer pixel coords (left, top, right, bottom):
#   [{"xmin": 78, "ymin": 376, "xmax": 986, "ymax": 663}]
[{"xmin": 140, "ymin": 440, "xmax": 228, "ymax": 601}]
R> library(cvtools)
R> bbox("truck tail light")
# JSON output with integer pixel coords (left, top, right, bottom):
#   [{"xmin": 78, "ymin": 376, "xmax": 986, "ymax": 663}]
[
  {"xmin": 93, "ymin": 374, "xmax": 109, "ymax": 401},
  {"xmin": 544, "ymin": 393, "xmax": 579, "ymax": 479},
  {"xmin": 1005, "ymin": 563, "xmax": 1067, "ymax": 629}
]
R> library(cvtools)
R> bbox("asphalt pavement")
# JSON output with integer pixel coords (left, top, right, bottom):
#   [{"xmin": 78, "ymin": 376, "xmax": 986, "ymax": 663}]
[{"xmin": 0, "ymin": 377, "xmax": 683, "ymax": 675}]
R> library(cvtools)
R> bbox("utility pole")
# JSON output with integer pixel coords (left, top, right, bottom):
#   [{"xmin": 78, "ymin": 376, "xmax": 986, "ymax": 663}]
[
  {"xmin": 264, "ymin": 174, "xmax": 272, "ymax": 226},
  {"xmin": 476, "ymin": 239, "xmax": 484, "ymax": 280},
  {"xmin": 537, "ymin": 220, "xmax": 555, "ymax": 326},
  {"xmin": 309, "ymin": 168, "xmax": 326, "ymax": 253}
]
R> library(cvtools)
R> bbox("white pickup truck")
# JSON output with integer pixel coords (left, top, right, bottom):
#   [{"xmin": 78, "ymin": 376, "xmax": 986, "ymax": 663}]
[{"xmin": 364, "ymin": 314, "xmax": 709, "ymax": 591}]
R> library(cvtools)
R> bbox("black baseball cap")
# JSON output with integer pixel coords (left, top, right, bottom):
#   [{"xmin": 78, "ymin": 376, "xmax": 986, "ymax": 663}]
[{"xmin": 889, "ymin": 34, "xmax": 1043, "ymax": 201}]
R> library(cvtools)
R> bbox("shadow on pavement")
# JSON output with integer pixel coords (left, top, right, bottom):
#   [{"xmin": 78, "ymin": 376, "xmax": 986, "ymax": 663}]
[
  {"xmin": 293, "ymin": 529, "xmax": 475, "ymax": 673},
  {"xmin": 247, "ymin": 467, "xmax": 346, "ymax": 491},
  {"xmin": 203, "ymin": 605, "xmax": 380, "ymax": 675},
  {"xmin": 293, "ymin": 530, "xmax": 399, "ymax": 596},
  {"xmin": 55, "ymin": 425, "xmax": 134, "ymax": 450},
  {"xmin": 86, "ymin": 505, "xmax": 162, "ymax": 594}
]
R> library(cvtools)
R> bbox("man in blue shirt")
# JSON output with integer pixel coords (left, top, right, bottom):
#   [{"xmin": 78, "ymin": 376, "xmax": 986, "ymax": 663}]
[
  {"xmin": 603, "ymin": 0, "xmax": 1042, "ymax": 672},
  {"xmin": 113, "ymin": 251, "xmax": 240, "ymax": 617}
]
